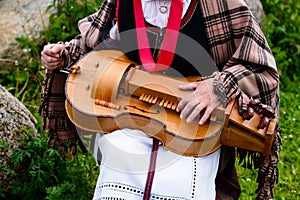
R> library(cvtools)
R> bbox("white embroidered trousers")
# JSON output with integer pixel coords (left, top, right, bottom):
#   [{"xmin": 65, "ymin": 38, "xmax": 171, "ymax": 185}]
[{"xmin": 92, "ymin": 128, "xmax": 220, "ymax": 200}]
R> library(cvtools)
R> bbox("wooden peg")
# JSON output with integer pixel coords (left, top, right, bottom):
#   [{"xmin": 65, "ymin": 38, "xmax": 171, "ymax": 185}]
[
  {"xmin": 95, "ymin": 99, "xmax": 121, "ymax": 110},
  {"xmin": 59, "ymin": 49, "xmax": 66, "ymax": 59},
  {"xmin": 242, "ymin": 99, "xmax": 260, "ymax": 120},
  {"xmin": 257, "ymin": 104, "xmax": 275, "ymax": 129},
  {"xmin": 242, "ymin": 107, "xmax": 254, "ymax": 120},
  {"xmin": 70, "ymin": 65, "xmax": 80, "ymax": 74}
]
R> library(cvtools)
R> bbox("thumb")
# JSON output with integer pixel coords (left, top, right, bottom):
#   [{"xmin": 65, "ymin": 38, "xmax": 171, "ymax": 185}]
[{"xmin": 50, "ymin": 44, "xmax": 65, "ymax": 54}]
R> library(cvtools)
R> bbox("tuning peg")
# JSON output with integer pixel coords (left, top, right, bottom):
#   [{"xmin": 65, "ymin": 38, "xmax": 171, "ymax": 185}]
[
  {"xmin": 257, "ymin": 104, "xmax": 275, "ymax": 129},
  {"xmin": 70, "ymin": 65, "xmax": 80, "ymax": 74},
  {"xmin": 242, "ymin": 99, "xmax": 260, "ymax": 120}
]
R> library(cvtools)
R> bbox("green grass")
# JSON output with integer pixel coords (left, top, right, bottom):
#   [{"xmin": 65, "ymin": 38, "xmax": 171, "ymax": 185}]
[{"xmin": 238, "ymin": 82, "xmax": 300, "ymax": 199}]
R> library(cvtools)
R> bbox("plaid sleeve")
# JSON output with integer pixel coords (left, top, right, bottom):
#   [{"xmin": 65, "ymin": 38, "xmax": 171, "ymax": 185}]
[
  {"xmin": 65, "ymin": 0, "xmax": 116, "ymax": 65},
  {"xmin": 199, "ymin": 0, "xmax": 279, "ymax": 115},
  {"xmin": 202, "ymin": 2, "xmax": 281, "ymax": 199}
]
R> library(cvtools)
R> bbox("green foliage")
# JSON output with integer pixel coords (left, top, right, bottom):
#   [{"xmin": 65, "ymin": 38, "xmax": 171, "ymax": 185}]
[
  {"xmin": 261, "ymin": 0, "xmax": 300, "ymax": 90},
  {"xmin": 2, "ymin": 131, "xmax": 99, "ymax": 200},
  {"xmin": 237, "ymin": 2, "xmax": 300, "ymax": 198},
  {"xmin": 45, "ymin": 153, "xmax": 99, "ymax": 200},
  {"xmin": 43, "ymin": 0, "xmax": 103, "ymax": 43},
  {"xmin": 0, "ymin": 0, "xmax": 104, "ymax": 113},
  {"xmin": 7, "ymin": 131, "xmax": 66, "ymax": 200},
  {"xmin": 1, "ymin": 0, "xmax": 102, "ymax": 199},
  {"xmin": 274, "ymin": 90, "xmax": 300, "ymax": 199},
  {"xmin": 0, "ymin": 36, "xmax": 44, "ymax": 112}
]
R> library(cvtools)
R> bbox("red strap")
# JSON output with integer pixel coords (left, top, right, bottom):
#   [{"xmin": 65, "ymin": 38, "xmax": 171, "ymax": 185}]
[
  {"xmin": 133, "ymin": 0, "xmax": 184, "ymax": 72},
  {"xmin": 143, "ymin": 138, "xmax": 159, "ymax": 200}
]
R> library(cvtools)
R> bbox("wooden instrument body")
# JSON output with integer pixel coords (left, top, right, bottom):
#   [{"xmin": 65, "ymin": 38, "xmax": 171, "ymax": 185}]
[
  {"xmin": 65, "ymin": 50, "xmax": 275, "ymax": 157},
  {"xmin": 222, "ymin": 100, "xmax": 276, "ymax": 155}
]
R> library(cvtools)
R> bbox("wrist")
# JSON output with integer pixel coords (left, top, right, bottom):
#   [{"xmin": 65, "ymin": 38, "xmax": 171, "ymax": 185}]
[{"xmin": 212, "ymin": 72, "xmax": 228, "ymax": 108}]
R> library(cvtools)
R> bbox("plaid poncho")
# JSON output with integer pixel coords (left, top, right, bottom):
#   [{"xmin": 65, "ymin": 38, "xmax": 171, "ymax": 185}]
[{"xmin": 61, "ymin": 0, "xmax": 281, "ymax": 199}]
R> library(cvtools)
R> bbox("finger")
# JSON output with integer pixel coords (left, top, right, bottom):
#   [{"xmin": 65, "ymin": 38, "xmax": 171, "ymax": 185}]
[
  {"xmin": 185, "ymin": 103, "xmax": 203, "ymax": 123},
  {"xmin": 50, "ymin": 45, "xmax": 65, "ymax": 55},
  {"xmin": 41, "ymin": 53, "xmax": 61, "ymax": 66},
  {"xmin": 41, "ymin": 56, "xmax": 63, "ymax": 70},
  {"xmin": 176, "ymin": 99, "xmax": 183, "ymax": 112},
  {"xmin": 178, "ymin": 82, "xmax": 198, "ymax": 91},
  {"xmin": 42, "ymin": 44, "xmax": 56, "ymax": 55},
  {"xmin": 199, "ymin": 106, "xmax": 213, "ymax": 125},
  {"xmin": 180, "ymin": 100, "xmax": 198, "ymax": 120},
  {"xmin": 43, "ymin": 60, "xmax": 62, "ymax": 68},
  {"xmin": 43, "ymin": 43, "xmax": 55, "ymax": 51},
  {"xmin": 176, "ymin": 92, "xmax": 193, "ymax": 112},
  {"xmin": 42, "ymin": 62, "xmax": 61, "ymax": 71},
  {"xmin": 42, "ymin": 44, "xmax": 64, "ymax": 57}
]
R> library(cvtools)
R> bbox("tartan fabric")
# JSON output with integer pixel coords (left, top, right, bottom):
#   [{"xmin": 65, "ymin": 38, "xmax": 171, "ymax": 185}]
[
  {"xmin": 255, "ymin": 129, "xmax": 282, "ymax": 200},
  {"xmin": 39, "ymin": 70, "xmax": 80, "ymax": 158},
  {"xmin": 66, "ymin": 0, "xmax": 116, "ymax": 64},
  {"xmin": 198, "ymin": 0, "xmax": 279, "ymax": 114},
  {"xmin": 61, "ymin": 0, "xmax": 281, "ymax": 199}
]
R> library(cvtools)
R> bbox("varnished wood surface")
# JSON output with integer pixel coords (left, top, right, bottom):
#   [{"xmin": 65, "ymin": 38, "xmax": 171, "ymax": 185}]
[{"xmin": 65, "ymin": 50, "xmax": 275, "ymax": 156}]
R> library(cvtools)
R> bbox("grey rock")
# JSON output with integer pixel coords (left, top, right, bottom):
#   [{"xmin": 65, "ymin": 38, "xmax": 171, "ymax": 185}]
[{"xmin": 0, "ymin": 84, "xmax": 38, "ymax": 190}]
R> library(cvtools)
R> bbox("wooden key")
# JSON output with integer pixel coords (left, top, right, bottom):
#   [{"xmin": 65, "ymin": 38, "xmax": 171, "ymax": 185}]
[
  {"xmin": 164, "ymin": 100, "xmax": 169, "ymax": 108},
  {"xmin": 152, "ymin": 97, "xmax": 158, "ymax": 104},
  {"xmin": 171, "ymin": 103, "xmax": 177, "ymax": 110},
  {"xmin": 159, "ymin": 100, "xmax": 165, "ymax": 107}
]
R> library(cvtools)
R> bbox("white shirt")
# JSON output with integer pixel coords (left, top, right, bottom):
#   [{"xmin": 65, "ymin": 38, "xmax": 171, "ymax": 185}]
[
  {"xmin": 109, "ymin": 0, "xmax": 192, "ymax": 39},
  {"xmin": 142, "ymin": 0, "xmax": 191, "ymax": 28}
]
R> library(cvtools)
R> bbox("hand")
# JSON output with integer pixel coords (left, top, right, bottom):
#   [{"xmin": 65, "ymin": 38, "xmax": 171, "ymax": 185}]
[
  {"xmin": 41, "ymin": 43, "xmax": 67, "ymax": 71},
  {"xmin": 176, "ymin": 78, "xmax": 220, "ymax": 125}
]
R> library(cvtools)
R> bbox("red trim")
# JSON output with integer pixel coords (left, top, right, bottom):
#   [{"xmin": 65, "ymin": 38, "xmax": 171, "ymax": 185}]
[
  {"xmin": 181, "ymin": 0, "xmax": 198, "ymax": 27},
  {"xmin": 143, "ymin": 138, "xmax": 159, "ymax": 200},
  {"xmin": 116, "ymin": 0, "xmax": 120, "ymax": 30},
  {"xmin": 133, "ymin": 0, "xmax": 184, "ymax": 72}
]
